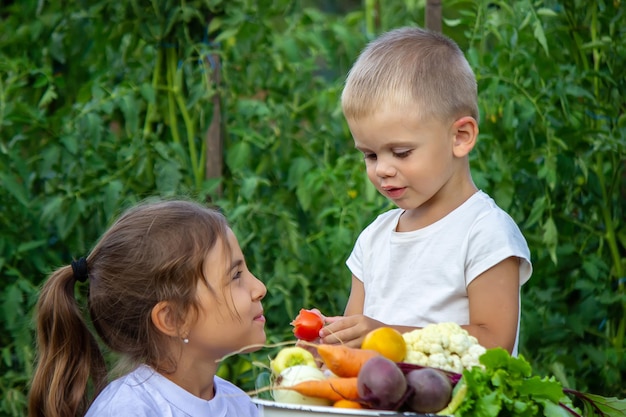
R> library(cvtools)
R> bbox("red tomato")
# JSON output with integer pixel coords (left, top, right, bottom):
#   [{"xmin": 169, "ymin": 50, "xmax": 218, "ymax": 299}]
[{"xmin": 291, "ymin": 308, "xmax": 324, "ymax": 341}]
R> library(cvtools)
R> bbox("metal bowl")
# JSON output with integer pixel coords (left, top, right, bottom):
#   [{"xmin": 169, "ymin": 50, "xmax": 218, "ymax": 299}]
[{"xmin": 252, "ymin": 398, "xmax": 446, "ymax": 417}]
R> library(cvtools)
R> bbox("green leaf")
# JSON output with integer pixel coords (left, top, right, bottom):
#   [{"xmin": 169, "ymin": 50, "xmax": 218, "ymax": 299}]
[
  {"xmin": 565, "ymin": 84, "xmax": 594, "ymax": 100},
  {"xmin": 225, "ymin": 140, "xmax": 251, "ymax": 172},
  {"xmin": 60, "ymin": 134, "xmax": 79, "ymax": 154},
  {"xmin": 1, "ymin": 285, "xmax": 23, "ymax": 328},
  {"xmin": 38, "ymin": 84, "xmax": 58, "ymax": 108},
  {"xmin": 537, "ymin": 398, "xmax": 573, "ymax": 417},
  {"xmin": 286, "ymin": 157, "xmax": 313, "ymax": 190},
  {"xmin": 475, "ymin": 390, "xmax": 502, "ymax": 416},
  {"xmin": 155, "ymin": 160, "xmax": 183, "ymax": 194},
  {"xmin": 240, "ymin": 176, "xmax": 261, "ymax": 200},
  {"xmin": 139, "ymin": 83, "xmax": 156, "ymax": 104},
  {"xmin": 480, "ymin": 348, "xmax": 527, "ymax": 373},
  {"xmin": 58, "ymin": 199, "xmax": 80, "ymax": 239},
  {"xmin": 1, "ymin": 348, "xmax": 12, "ymax": 368},
  {"xmin": 119, "ymin": 94, "xmax": 140, "ymax": 133},
  {"xmin": 532, "ymin": 19, "xmax": 550, "ymax": 56},
  {"xmin": 103, "ymin": 180, "xmax": 124, "ymax": 214},
  {"xmin": 542, "ymin": 217, "xmax": 558, "ymax": 264},
  {"xmin": 566, "ymin": 391, "xmax": 626, "ymax": 417},
  {"xmin": 536, "ymin": 8, "xmax": 558, "ymax": 17},
  {"xmin": 443, "ymin": 17, "xmax": 462, "ymax": 27},
  {"xmin": 16, "ymin": 240, "xmax": 46, "ymax": 253},
  {"xmin": 518, "ymin": 376, "xmax": 564, "ymax": 402},
  {"xmin": 0, "ymin": 173, "xmax": 30, "ymax": 207},
  {"xmin": 41, "ymin": 196, "xmax": 64, "ymax": 223},
  {"xmin": 214, "ymin": 27, "xmax": 239, "ymax": 43},
  {"xmin": 524, "ymin": 195, "xmax": 546, "ymax": 228},
  {"xmin": 32, "ymin": 74, "xmax": 48, "ymax": 88}
]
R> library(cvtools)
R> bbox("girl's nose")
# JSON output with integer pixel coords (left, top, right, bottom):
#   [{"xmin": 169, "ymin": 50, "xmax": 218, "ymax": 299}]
[{"xmin": 251, "ymin": 274, "xmax": 267, "ymax": 300}]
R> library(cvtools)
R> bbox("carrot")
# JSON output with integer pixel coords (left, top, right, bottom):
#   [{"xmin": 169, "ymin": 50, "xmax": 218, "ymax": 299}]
[
  {"xmin": 333, "ymin": 399, "xmax": 364, "ymax": 409},
  {"xmin": 285, "ymin": 377, "xmax": 360, "ymax": 402},
  {"xmin": 316, "ymin": 344, "xmax": 381, "ymax": 378}
]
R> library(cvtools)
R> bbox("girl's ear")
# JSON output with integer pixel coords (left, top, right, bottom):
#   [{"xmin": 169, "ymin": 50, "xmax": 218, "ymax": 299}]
[
  {"xmin": 151, "ymin": 301, "xmax": 183, "ymax": 338},
  {"xmin": 451, "ymin": 116, "xmax": 478, "ymax": 158}
]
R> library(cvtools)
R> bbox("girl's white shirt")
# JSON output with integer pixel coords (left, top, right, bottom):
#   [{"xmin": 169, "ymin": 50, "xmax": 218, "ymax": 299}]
[
  {"xmin": 85, "ymin": 364, "xmax": 259, "ymax": 417},
  {"xmin": 347, "ymin": 190, "xmax": 532, "ymax": 355}
]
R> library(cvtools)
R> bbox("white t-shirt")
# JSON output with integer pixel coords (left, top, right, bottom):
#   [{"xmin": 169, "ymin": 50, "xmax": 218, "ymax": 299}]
[
  {"xmin": 346, "ymin": 191, "xmax": 532, "ymax": 355},
  {"xmin": 85, "ymin": 365, "xmax": 259, "ymax": 417}
]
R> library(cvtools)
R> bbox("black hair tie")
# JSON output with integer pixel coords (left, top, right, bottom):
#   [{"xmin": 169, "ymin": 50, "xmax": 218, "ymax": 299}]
[{"xmin": 71, "ymin": 257, "xmax": 89, "ymax": 283}]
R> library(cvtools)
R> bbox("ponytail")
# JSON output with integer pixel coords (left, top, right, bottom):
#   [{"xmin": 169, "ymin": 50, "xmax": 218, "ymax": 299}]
[{"xmin": 28, "ymin": 264, "xmax": 107, "ymax": 417}]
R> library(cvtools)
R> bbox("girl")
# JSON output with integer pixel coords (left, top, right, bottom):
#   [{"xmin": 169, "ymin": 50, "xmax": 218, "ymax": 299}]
[{"xmin": 28, "ymin": 200, "xmax": 267, "ymax": 417}]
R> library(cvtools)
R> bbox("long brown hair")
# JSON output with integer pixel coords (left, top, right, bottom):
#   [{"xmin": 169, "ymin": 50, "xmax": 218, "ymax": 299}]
[{"xmin": 28, "ymin": 200, "xmax": 230, "ymax": 417}]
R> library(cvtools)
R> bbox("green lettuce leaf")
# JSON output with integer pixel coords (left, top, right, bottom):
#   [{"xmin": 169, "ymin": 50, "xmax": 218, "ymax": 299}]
[{"xmin": 454, "ymin": 348, "xmax": 583, "ymax": 417}]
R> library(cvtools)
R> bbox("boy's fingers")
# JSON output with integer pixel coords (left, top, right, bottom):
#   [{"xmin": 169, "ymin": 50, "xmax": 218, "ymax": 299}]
[{"xmin": 323, "ymin": 315, "xmax": 342, "ymax": 324}]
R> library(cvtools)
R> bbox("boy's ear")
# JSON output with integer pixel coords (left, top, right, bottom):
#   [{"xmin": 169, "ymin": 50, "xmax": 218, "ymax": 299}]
[
  {"xmin": 452, "ymin": 116, "xmax": 478, "ymax": 158},
  {"xmin": 151, "ymin": 301, "xmax": 183, "ymax": 338}
]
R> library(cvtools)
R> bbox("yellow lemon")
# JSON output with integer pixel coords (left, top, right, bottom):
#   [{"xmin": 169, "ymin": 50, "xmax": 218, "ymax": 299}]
[{"xmin": 361, "ymin": 327, "xmax": 407, "ymax": 362}]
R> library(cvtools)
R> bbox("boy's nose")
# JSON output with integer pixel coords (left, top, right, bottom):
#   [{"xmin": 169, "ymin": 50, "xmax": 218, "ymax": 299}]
[{"xmin": 375, "ymin": 158, "xmax": 396, "ymax": 178}]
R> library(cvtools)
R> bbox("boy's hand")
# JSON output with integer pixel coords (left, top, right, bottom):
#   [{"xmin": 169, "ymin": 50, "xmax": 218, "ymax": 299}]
[{"xmin": 318, "ymin": 314, "xmax": 384, "ymax": 348}]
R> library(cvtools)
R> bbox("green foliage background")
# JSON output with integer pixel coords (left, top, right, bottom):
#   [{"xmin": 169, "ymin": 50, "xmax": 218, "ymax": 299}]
[{"xmin": 1, "ymin": 0, "xmax": 624, "ymax": 415}]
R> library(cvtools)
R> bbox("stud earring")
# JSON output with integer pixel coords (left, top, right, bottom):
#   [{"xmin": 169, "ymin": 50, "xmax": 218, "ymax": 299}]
[{"xmin": 183, "ymin": 337, "xmax": 189, "ymax": 344}]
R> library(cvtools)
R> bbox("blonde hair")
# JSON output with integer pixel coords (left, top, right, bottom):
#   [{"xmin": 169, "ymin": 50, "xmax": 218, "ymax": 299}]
[
  {"xmin": 28, "ymin": 200, "xmax": 230, "ymax": 417},
  {"xmin": 342, "ymin": 26, "xmax": 478, "ymax": 123}
]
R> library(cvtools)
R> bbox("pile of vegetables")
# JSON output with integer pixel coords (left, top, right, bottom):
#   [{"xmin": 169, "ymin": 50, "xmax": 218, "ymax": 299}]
[
  {"xmin": 256, "ymin": 311, "xmax": 626, "ymax": 416},
  {"xmin": 268, "ymin": 342, "xmax": 451, "ymax": 412},
  {"xmin": 264, "ymin": 316, "xmax": 480, "ymax": 413}
]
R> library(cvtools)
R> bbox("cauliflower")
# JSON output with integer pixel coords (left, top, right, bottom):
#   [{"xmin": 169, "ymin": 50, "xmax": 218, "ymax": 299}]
[{"xmin": 403, "ymin": 322, "xmax": 486, "ymax": 373}]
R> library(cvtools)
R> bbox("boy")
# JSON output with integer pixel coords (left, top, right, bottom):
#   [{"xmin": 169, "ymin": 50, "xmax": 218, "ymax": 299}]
[{"xmin": 319, "ymin": 27, "xmax": 532, "ymax": 355}]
